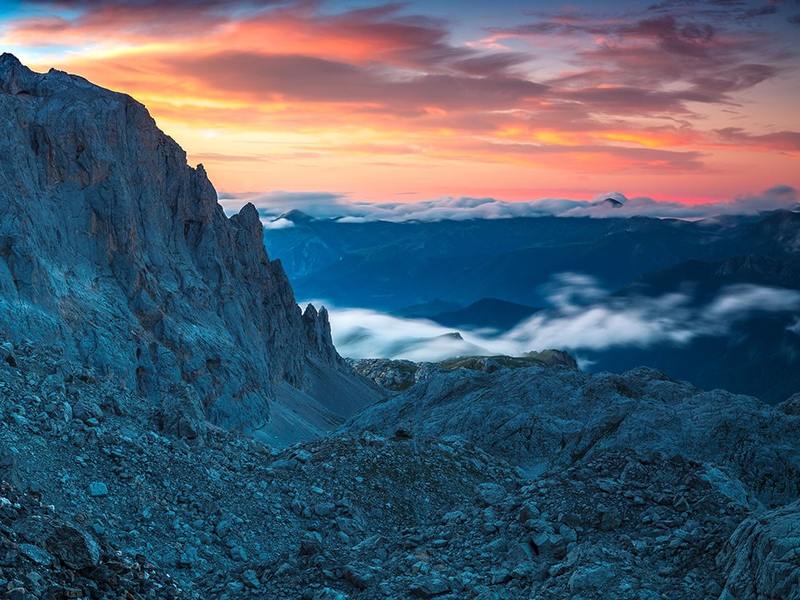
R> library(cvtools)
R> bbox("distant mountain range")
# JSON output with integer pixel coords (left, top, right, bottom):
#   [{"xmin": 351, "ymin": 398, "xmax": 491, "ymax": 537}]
[
  {"xmin": 265, "ymin": 209, "xmax": 800, "ymax": 403},
  {"xmin": 265, "ymin": 209, "xmax": 798, "ymax": 309},
  {"xmin": 588, "ymin": 253, "xmax": 800, "ymax": 402},
  {"xmin": 422, "ymin": 298, "xmax": 539, "ymax": 330}
]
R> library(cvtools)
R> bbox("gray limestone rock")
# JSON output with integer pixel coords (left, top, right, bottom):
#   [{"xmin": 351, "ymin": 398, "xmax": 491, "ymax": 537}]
[
  {"xmin": 717, "ymin": 501, "xmax": 800, "ymax": 600},
  {"xmin": 46, "ymin": 524, "xmax": 101, "ymax": 570},
  {"xmin": 346, "ymin": 364, "xmax": 800, "ymax": 505},
  {"xmin": 0, "ymin": 54, "xmax": 380, "ymax": 442}
]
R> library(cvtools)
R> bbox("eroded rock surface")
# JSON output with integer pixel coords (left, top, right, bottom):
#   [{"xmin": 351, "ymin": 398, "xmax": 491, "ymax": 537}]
[
  {"xmin": 717, "ymin": 501, "xmax": 800, "ymax": 599},
  {"xmin": 0, "ymin": 54, "xmax": 379, "ymax": 440},
  {"xmin": 0, "ymin": 339, "xmax": 784, "ymax": 599},
  {"xmin": 347, "ymin": 362, "xmax": 800, "ymax": 506}
]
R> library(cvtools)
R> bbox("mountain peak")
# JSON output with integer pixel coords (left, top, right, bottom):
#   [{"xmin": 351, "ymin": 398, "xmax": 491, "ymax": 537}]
[
  {"xmin": 0, "ymin": 52, "xmax": 22, "ymax": 67},
  {"xmin": 233, "ymin": 201, "xmax": 262, "ymax": 229},
  {"xmin": 438, "ymin": 331, "xmax": 464, "ymax": 340},
  {"xmin": 592, "ymin": 192, "xmax": 627, "ymax": 209},
  {"xmin": 601, "ymin": 197, "xmax": 624, "ymax": 208},
  {"xmin": 0, "ymin": 52, "xmax": 32, "ymax": 93},
  {"xmin": 278, "ymin": 209, "xmax": 316, "ymax": 224},
  {"xmin": 0, "ymin": 55, "xmax": 379, "ymax": 440}
]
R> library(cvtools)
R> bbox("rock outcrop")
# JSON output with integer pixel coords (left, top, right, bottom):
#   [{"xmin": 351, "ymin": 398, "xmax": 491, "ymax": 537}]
[
  {"xmin": 347, "ymin": 360, "xmax": 800, "ymax": 505},
  {"xmin": 0, "ymin": 54, "xmax": 379, "ymax": 441},
  {"xmin": 717, "ymin": 501, "xmax": 800, "ymax": 599},
  {"xmin": 0, "ymin": 339, "xmax": 770, "ymax": 599}
]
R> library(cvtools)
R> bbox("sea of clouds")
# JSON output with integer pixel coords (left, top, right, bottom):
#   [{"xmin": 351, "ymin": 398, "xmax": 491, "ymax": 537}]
[
  {"xmin": 312, "ymin": 273, "xmax": 800, "ymax": 363},
  {"xmin": 219, "ymin": 185, "xmax": 799, "ymax": 226}
]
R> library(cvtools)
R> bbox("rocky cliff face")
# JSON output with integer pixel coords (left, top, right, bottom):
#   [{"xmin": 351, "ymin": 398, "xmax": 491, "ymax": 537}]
[
  {"xmin": 0, "ymin": 54, "xmax": 378, "ymax": 438},
  {"xmin": 717, "ymin": 500, "xmax": 800, "ymax": 599}
]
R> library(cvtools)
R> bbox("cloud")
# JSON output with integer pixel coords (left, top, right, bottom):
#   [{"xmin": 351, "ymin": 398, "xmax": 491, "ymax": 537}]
[
  {"xmin": 228, "ymin": 192, "xmax": 588, "ymax": 223},
  {"xmin": 716, "ymin": 128, "xmax": 800, "ymax": 152},
  {"xmin": 449, "ymin": 52, "xmax": 533, "ymax": 76},
  {"xmin": 314, "ymin": 306, "xmax": 490, "ymax": 363},
  {"xmin": 11, "ymin": 0, "xmax": 280, "ymax": 41},
  {"xmin": 263, "ymin": 217, "xmax": 294, "ymax": 230},
  {"xmin": 219, "ymin": 191, "xmax": 353, "ymax": 221},
  {"xmin": 165, "ymin": 51, "xmax": 547, "ymax": 113},
  {"xmin": 459, "ymin": 139, "xmax": 706, "ymax": 170},
  {"xmin": 227, "ymin": 185, "xmax": 799, "ymax": 223},
  {"xmin": 789, "ymin": 318, "xmax": 800, "ymax": 334},
  {"xmin": 5, "ymin": 0, "xmax": 797, "ymax": 198},
  {"xmin": 318, "ymin": 274, "xmax": 800, "ymax": 362},
  {"xmin": 562, "ymin": 185, "xmax": 800, "ymax": 218},
  {"xmin": 706, "ymin": 284, "xmax": 800, "ymax": 319},
  {"xmin": 10, "ymin": 2, "xmax": 522, "ymax": 77},
  {"xmin": 495, "ymin": 5, "xmax": 790, "ymax": 117}
]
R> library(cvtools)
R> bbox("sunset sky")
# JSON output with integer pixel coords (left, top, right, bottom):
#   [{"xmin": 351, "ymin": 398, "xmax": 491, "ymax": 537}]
[{"xmin": 1, "ymin": 0, "xmax": 798, "ymax": 204}]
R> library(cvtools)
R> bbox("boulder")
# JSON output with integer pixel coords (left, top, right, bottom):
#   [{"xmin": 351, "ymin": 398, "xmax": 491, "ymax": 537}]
[
  {"xmin": 46, "ymin": 525, "xmax": 101, "ymax": 570},
  {"xmin": 717, "ymin": 501, "xmax": 800, "ymax": 599}
]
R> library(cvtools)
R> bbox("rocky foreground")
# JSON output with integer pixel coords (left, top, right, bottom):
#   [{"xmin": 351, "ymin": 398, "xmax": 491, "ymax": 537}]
[{"xmin": 1, "ymin": 340, "xmax": 799, "ymax": 599}]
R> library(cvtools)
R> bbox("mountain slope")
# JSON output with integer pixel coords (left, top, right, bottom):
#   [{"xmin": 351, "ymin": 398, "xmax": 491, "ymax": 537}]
[
  {"xmin": 3, "ymin": 336, "xmax": 799, "ymax": 598},
  {"xmin": 0, "ymin": 54, "xmax": 379, "ymax": 440},
  {"xmin": 430, "ymin": 297, "xmax": 539, "ymax": 329},
  {"xmin": 583, "ymin": 254, "xmax": 800, "ymax": 403},
  {"xmin": 263, "ymin": 213, "xmax": 771, "ymax": 309}
]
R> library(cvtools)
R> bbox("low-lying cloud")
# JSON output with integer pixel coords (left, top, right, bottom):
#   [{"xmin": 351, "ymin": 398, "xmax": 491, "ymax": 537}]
[
  {"xmin": 221, "ymin": 185, "xmax": 799, "ymax": 224},
  {"xmin": 314, "ymin": 274, "xmax": 800, "ymax": 363}
]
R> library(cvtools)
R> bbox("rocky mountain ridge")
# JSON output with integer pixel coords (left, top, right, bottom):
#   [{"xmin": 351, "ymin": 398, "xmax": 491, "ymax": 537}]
[
  {"xmin": 0, "ymin": 53, "xmax": 379, "ymax": 443},
  {"xmin": 348, "ymin": 357, "xmax": 800, "ymax": 506}
]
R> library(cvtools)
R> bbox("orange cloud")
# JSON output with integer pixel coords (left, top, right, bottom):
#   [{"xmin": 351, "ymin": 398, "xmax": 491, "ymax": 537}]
[{"xmin": 4, "ymin": 0, "xmax": 798, "ymax": 202}]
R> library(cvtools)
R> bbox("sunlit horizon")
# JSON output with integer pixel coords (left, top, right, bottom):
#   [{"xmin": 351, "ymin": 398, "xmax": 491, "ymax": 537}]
[{"xmin": 3, "ymin": 0, "xmax": 798, "ymax": 205}]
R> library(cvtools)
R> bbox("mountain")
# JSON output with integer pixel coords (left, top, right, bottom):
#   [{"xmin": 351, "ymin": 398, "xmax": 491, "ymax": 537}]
[
  {"xmin": 582, "ymin": 253, "xmax": 800, "ymax": 403},
  {"xmin": 263, "ymin": 209, "xmax": 800, "ymax": 402},
  {"xmin": 1, "ymin": 54, "xmax": 799, "ymax": 600},
  {"xmin": 343, "ymin": 357, "xmax": 800, "ymax": 597},
  {"xmin": 430, "ymin": 297, "xmax": 539, "ymax": 330},
  {"xmin": 4, "ymin": 334, "xmax": 800, "ymax": 598},
  {"xmin": 596, "ymin": 197, "xmax": 625, "ymax": 208},
  {"xmin": 0, "ymin": 54, "xmax": 379, "ymax": 443},
  {"xmin": 347, "ymin": 359, "xmax": 800, "ymax": 504},
  {"xmin": 276, "ymin": 209, "xmax": 317, "ymax": 225},
  {"xmin": 264, "ymin": 210, "xmax": 800, "ymax": 311},
  {"xmin": 397, "ymin": 298, "xmax": 463, "ymax": 318},
  {"xmin": 625, "ymin": 254, "xmax": 800, "ymax": 301}
]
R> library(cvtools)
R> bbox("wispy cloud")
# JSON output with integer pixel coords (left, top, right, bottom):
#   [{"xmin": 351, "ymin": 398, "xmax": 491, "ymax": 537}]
[
  {"xmin": 224, "ymin": 185, "xmax": 799, "ymax": 222},
  {"xmin": 2, "ymin": 0, "xmax": 797, "ymax": 199},
  {"xmin": 320, "ymin": 273, "xmax": 800, "ymax": 362}
]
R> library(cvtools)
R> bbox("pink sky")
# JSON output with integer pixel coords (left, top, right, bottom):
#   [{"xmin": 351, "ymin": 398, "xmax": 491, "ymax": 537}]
[{"xmin": 1, "ymin": 0, "xmax": 798, "ymax": 204}]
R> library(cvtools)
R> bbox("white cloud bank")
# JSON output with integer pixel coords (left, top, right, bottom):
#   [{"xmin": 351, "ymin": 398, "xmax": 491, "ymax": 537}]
[
  {"xmin": 313, "ymin": 274, "xmax": 800, "ymax": 362},
  {"xmin": 220, "ymin": 185, "xmax": 799, "ymax": 224}
]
